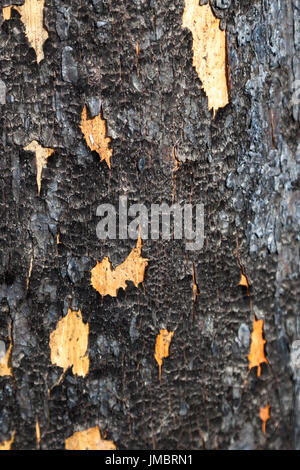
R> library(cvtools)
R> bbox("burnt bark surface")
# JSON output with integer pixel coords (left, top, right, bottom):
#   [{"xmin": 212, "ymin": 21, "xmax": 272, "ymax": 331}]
[{"xmin": 0, "ymin": 0, "xmax": 299, "ymax": 450}]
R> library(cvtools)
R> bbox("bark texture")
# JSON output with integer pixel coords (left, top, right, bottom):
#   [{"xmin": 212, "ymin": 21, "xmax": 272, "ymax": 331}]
[{"xmin": 0, "ymin": 0, "xmax": 299, "ymax": 450}]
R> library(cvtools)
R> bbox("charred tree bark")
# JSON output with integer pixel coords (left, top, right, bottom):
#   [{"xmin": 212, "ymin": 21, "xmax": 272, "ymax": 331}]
[{"xmin": 0, "ymin": 0, "xmax": 299, "ymax": 450}]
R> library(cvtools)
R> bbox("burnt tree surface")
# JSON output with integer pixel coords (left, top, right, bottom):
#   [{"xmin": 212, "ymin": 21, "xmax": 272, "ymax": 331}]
[{"xmin": 0, "ymin": 0, "xmax": 299, "ymax": 450}]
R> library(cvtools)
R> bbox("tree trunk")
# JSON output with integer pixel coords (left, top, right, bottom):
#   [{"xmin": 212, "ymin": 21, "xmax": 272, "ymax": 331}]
[{"xmin": 0, "ymin": 0, "xmax": 299, "ymax": 450}]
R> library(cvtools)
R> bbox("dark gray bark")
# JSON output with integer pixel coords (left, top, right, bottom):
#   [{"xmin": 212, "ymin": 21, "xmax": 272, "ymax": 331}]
[{"xmin": 0, "ymin": 0, "xmax": 299, "ymax": 450}]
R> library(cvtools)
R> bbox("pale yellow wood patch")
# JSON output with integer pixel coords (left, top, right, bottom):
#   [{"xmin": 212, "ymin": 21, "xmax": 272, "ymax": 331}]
[
  {"xmin": 0, "ymin": 341, "xmax": 12, "ymax": 377},
  {"xmin": 65, "ymin": 426, "xmax": 116, "ymax": 451},
  {"xmin": 26, "ymin": 256, "xmax": 34, "ymax": 291},
  {"xmin": 24, "ymin": 140, "xmax": 54, "ymax": 196},
  {"xmin": 50, "ymin": 308, "xmax": 89, "ymax": 378},
  {"xmin": 16, "ymin": 0, "xmax": 48, "ymax": 63},
  {"xmin": 80, "ymin": 105, "xmax": 113, "ymax": 168},
  {"xmin": 0, "ymin": 431, "xmax": 15, "ymax": 451},
  {"xmin": 91, "ymin": 235, "xmax": 148, "ymax": 297},
  {"xmin": 2, "ymin": 6, "xmax": 12, "ymax": 20},
  {"xmin": 154, "ymin": 329, "xmax": 174, "ymax": 382},
  {"xmin": 182, "ymin": 1, "xmax": 229, "ymax": 117},
  {"xmin": 3, "ymin": 1, "xmax": 48, "ymax": 63}
]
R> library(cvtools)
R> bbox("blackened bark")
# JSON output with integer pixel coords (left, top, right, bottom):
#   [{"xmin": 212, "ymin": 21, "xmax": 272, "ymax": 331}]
[{"xmin": 0, "ymin": 0, "xmax": 299, "ymax": 450}]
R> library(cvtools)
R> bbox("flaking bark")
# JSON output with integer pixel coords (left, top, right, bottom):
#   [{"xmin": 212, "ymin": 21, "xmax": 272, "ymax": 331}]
[{"xmin": 0, "ymin": 0, "xmax": 299, "ymax": 450}]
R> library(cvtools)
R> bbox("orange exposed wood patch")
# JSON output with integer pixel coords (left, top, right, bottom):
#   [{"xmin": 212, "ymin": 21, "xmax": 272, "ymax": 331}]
[
  {"xmin": 182, "ymin": 1, "xmax": 229, "ymax": 117},
  {"xmin": 2, "ymin": 6, "xmax": 12, "ymax": 20},
  {"xmin": 136, "ymin": 40, "xmax": 140, "ymax": 58},
  {"xmin": 65, "ymin": 426, "xmax": 116, "ymax": 451},
  {"xmin": 192, "ymin": 263, "xmax": 199, "ymax": 321},
  {"xmin": 192, "ymin": 262, "xmax": 199, "ymax": 303},
  {"xmin": 248, "ymin": 316, "xmax": 268, "ymax": 377},
  {"xmin": 0, "ymin": 431, "xmax": 15, "ymax": 450},
  {"xmin": 80, "ymin": 105, "xmax": 113, "ymax": 168},
  {"xmin": 0, "ymin": 341, "xmax": 12, "ymax": 377},
  {"xmin": 238, "ymin": 271, "xmax": 250, "ymax": 297},
  {"xmin": 259, "ymin": 405, "xmax": 270, "ymax": 434},
  {"xmin": 235, "ymin": 236, "xmax": 251, "ymax": 298},
  {"xmin": 238, "ymin": 273, "xmax": 249, "ymax": 288},
  {"xmin": 36, "ymin": 418, "xmax": 41, "ymax": 448},
  {"xmin": 4, "ymin": 1, "xmax": 48, "ymax": 63},
  {"xmin": 50, "ymin": 308, "xmax": 89, "ymax": 378},
  {"xmin": 24, "ymin": 140, "xmax": 54, "ymax": 196},
  {"xmin": 91, "ymin": 235, "xmax": 148, "ymax": 297},
  {"xmin": 154, "ymin": 329, "xmax": 174, "ymax": 382}
]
